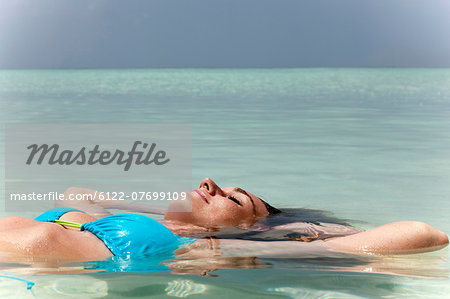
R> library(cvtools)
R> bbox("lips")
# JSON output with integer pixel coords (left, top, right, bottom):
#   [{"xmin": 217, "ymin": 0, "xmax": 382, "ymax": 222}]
[{"xmin": 192, "ymin": 189, "xmax": 209, "ymax": 204}]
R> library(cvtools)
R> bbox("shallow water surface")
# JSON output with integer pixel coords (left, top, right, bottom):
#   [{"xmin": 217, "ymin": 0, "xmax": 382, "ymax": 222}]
[{"xmin": 0, "ymin": 68, "xmax": 449, "ymax": 298}]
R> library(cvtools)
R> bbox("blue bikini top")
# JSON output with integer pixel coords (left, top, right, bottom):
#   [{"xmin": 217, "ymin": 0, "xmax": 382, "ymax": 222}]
[{"xmin": 35, "ymin": 208, "xmax": 195, "ymax": 258}]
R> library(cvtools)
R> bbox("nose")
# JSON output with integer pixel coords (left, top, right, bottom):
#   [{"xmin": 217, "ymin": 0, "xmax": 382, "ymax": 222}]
[{"xmin": 199, "ymin": 178, "xmax": 224, "ymax": 196}]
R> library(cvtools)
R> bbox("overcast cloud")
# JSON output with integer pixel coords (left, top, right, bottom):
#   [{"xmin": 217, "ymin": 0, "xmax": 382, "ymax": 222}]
[{"xmin": 0, "ymin": 0, "xmax": 449, "ymax": 68}]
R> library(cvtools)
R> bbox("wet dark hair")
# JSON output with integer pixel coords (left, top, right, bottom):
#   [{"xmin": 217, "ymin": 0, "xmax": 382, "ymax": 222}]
[
  {"xmin": 257, "ymin": 198, "xmax": 352, "ymax": 226},
  {"xmin": 189, "ymin": 196, "xmax": 360, "ymax": 241},
  {"xmin": 256, "ymin": 207, "xmax": 353, "ymax": 227},
  {"xmin": 259, "ymin": 198, "xmax": 282, "ymax": 216},
  {"xmin": 197, "ymin": 205, "xmax": 358, "ymax": 241}
]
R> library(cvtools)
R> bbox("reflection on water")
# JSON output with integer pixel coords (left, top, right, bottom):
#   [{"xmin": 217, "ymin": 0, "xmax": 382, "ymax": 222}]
[
  {"xmin": 0, "ymin": 276, "xmax": 33, "ymax": 298},
  {"xmin": 165, "ymin": 279, "xmax": 207, "ymax": 297},
  {"xmin": 0, "ymin": 250, "xmax": 448, "ymax": 298},
  {"xmin": 168, "ymin": 256, "xmax": 270, "ymax": 277},
  {"xmin": 1, "ymin": 248, "xmax": 448, "ymax": 277},
  {"xmin": 41, "ymin": 276, "xmax": 108, "ymax": 298},
  {"xmin": 267, "ymin": 287, "xmax": 364, "ymax": 299},
  {"xmin": 0, "ymin": 274, "xmax": 108, "ymax": 298}
]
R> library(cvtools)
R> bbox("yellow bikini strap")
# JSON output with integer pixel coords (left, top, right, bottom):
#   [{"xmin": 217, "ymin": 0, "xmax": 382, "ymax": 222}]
[{"xmin": 54, "ymin": 219, "xmax": 82, "ymax": 229}]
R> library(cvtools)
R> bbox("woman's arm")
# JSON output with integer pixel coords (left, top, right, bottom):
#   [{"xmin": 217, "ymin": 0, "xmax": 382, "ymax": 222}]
[
  {"xmin": 181, "ymin": 238, "xmax": 342, "ymax": 259},
  {"xmin": 326, "ymin": 221, "xmax": 448, "ymax": 255},
  {"xmin": 183, "ymin": 221, "xmax": 448, "ymax": 258}
]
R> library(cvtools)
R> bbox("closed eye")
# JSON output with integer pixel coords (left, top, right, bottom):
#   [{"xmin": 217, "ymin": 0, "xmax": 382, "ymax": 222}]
[{"xmin": 228, "ymin": 195, "xmax": 242, "ymax": 206}]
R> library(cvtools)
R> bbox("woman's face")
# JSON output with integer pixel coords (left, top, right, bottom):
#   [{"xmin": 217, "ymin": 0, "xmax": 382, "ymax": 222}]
[{"xmin": 164, "ymin": 178, "xmax": 269, "ymax": 228}]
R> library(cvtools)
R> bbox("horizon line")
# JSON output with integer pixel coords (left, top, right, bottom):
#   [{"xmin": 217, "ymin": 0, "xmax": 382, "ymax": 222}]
[{"xmin": 1, "ymin": 66, "xmax": 450, "ymax": 71}]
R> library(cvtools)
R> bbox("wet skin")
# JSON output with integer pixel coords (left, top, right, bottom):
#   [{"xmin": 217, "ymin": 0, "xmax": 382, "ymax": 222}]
[
  {"xmin": 164, "ymin": 178, "xmax": 270, "ymax": 229},
  {"xmin": 0, "ymin": 178, "xmax": 447, "ymax": 268}
]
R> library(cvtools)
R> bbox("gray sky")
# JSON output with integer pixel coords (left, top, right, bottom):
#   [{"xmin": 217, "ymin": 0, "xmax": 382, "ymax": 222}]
[{"xmin": 0, "ymin": 0, "xmax": 449, "ymax": 68}]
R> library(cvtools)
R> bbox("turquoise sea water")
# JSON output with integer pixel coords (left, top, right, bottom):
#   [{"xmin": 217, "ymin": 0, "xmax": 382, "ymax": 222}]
[{"xmin": 0, "ymin": 69, "xmax": 449, "ymax": 298}]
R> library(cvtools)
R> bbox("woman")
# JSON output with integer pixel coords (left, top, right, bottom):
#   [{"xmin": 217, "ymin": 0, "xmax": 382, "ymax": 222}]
[{"xmin": 0, "ymin": 178, "xmax": 448, "ymax": 264}]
